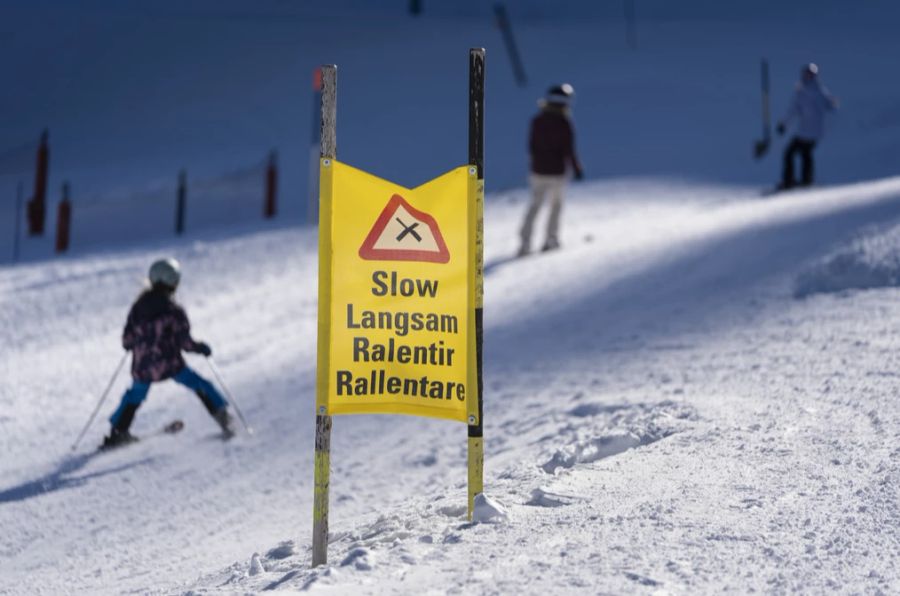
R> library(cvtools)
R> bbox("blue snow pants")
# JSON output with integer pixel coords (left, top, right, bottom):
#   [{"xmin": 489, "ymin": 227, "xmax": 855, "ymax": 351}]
[{"xmin": 109, "ymin": 366, "xmax": 228, "ymax": 427}]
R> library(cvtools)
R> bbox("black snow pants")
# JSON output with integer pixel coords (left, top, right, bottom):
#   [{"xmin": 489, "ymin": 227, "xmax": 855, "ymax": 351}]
[{"xmin": 781, "ymin": 137, "xmax": 817, "ymax": 189}]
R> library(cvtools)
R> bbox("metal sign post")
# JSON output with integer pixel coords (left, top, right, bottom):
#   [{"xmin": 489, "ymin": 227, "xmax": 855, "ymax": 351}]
[{"xmin": 467, "ymin": 47, "xmax": 485, "ymax": 519}]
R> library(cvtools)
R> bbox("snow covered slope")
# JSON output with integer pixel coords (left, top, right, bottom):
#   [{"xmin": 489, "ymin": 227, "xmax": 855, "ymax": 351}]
[
  {"xmin": 3, "ymin": 175, "xmax": 900, "ymax": 593},
  {"xmin": 3, "ymin": 0, "xmax": 900, "ymax": 259},
  {"xmin": 4, "ymin": 2, "xmax": 900, "ymax": 594}
]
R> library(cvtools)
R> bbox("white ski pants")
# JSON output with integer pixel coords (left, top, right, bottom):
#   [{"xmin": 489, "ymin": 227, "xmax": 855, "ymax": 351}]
[{"xmin": 520, "ymin": 173, "xmax": 566, "ymax": 250}]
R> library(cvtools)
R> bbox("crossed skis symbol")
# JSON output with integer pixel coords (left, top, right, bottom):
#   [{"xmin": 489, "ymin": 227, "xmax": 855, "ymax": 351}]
[{"xmin": 395, "ymin": 218, "xmax": 422, "ymax": 242}]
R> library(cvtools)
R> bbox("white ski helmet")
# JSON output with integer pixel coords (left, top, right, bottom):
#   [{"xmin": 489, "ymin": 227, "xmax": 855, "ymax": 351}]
[
  {"xmin": 148, "ymin": 258, "xmax": 181, "ymax": 288},
  {"xmin": 544, "ymin": 83, "xmax": 575, "ymax": 106}
]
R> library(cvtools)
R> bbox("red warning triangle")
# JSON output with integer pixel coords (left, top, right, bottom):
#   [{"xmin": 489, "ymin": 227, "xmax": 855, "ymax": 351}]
[{"xmin": 359, "ymin": 194, "xmax": 450, "ymax": 263}]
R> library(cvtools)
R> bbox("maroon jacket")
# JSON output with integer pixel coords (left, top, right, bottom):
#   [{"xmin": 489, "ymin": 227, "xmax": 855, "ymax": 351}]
[
  {"xmin": 122, "ymin": 287, "xmax": 203, "ymax": 382},
  {"xmin": 529, "ymin": 105, "xmax": 583, "ymax": 177}
]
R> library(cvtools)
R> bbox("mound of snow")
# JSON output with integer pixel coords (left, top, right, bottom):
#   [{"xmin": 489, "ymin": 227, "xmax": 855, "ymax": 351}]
[
  {"xmin": 527, "ymin": 487, "xmax": 586, "ymax": 508},
  {"xmin": 248, "ymin": 553, "xmax": 265, "ymax": 576},
  {"xmin": 472, "ymin": 493, "xmax": 508, "ymax": 523},
  {"xmin": 795, "ymin": 222, "xmax": 900, "ymax": 297},
  {"xmin": 266, "ymin": 541, "xmax": 296, "ymax": 560},
  {"xmin": 340, "ymin": 547, "xmax": 375, "ymax": 571},
  {"xmin": 540, "ymin": 400, "xmax": 696, "ymax": 474}
]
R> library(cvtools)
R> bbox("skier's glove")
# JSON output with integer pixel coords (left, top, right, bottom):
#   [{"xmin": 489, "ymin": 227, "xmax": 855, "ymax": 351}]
[
  {"xmin": 776, "ymin": 123, "xmax": 786, "ymax": 136},
  {"xmin": 196, "ymin": 342, "xmax": 212, "ymax": 357}
]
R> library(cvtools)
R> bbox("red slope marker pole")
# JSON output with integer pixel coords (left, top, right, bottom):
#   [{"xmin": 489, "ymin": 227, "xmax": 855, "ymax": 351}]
[
  {"xmin": 308, "ymin": 67, "xmax": 323, "ymax": 225},
  {"xmin": 264, "ymin": 150, "xmax": 278, "ymax": 219},
  {"xmin": 55, "ymin": 182, "xmax": 72, "ymax": 254},
  {"xmin": 27, "ymin": 129, "xmax": 49, "ymax": 236}
]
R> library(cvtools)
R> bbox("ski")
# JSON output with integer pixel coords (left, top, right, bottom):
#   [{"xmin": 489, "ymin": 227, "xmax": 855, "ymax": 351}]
[
  {"xmin": 761, "ymin": 184, "xmax": 817, "ymax": 197},
  {"xmin": 162, "ymin": 419, "xmax": 185, "ymax": 435},
  {"xmin": 97, "ymin": 419, "xmax": 185, "ymax": 453}
]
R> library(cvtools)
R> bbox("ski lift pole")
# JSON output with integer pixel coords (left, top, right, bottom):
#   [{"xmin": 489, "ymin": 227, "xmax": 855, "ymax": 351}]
[
  {"xmin": 206, "ymin": 356, "xmax": 253, "ymax": 435},
  {"xmin": 70, "ymin": 351, "xmax": 128, "ymax": 451},
  {"xmin": 493, "ymin": 3, "xmax": 527, "ymax": 87}
]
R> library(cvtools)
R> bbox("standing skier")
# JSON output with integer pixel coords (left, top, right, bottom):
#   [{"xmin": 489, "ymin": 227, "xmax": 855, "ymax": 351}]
[
  {"xmin": 776, "ymin": 63, "xmax": 838, "ymax": 190},
  {"xmin": 102, "ymin": 258, "xmax": 234, "ymax": 449},
  {"xmin": 518, "ymin": 83, "xmax": 584, "ymax": 256}
]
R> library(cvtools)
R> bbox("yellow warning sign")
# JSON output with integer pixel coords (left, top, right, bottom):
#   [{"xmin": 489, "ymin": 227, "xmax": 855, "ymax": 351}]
[{"xmin": 317, "ymin": 159, "xmax": 478, "ymax": 423}]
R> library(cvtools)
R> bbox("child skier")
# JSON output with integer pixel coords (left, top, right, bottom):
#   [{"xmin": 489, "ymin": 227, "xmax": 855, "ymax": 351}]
[
  {"xmin": 102, "ymin": 258, "xmax": 234, "ymax": 449},
  {"xmin": 776, "ymin": 63, "xmax": 838, "ymax": 190},
  {"xmin": 518, "ymin": 83, "xmax": 584, "ymax": 256}
]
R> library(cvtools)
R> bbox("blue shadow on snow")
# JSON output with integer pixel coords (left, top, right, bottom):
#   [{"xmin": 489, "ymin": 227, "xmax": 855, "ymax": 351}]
[{"xmin": 0, "ymin": 453, "xmax": 155, "ymax": 505}]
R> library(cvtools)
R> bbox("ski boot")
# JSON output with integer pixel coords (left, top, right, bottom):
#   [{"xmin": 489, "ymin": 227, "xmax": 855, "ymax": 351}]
[
  {"xmin": 213, "ymin": 407, "xmax": 236, "ymax": 439},
  {"xmin": 100, "ymin": 427, "xmax": 139, "ymax": 451},
  {"xmin": 541, "ymin": 238, "xmax": 560, "ymax": 252}
]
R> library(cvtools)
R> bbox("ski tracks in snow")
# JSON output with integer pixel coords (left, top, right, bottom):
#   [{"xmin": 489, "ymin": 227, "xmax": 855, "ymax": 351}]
[
  {"xmin": 8, "ymin": 178, "xmax": 900, "ymax": 593},
  {"xmin": 183, "ymin": 398, "xmax": 698, "ymax": 594},
  {"xmin": 185, "ymin": 178, "xmax": 900, "ymax": 594}
]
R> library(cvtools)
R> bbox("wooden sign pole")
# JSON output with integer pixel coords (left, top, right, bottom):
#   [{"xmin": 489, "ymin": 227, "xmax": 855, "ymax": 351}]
[{"xmin": 312, "ymin": 64, "xmax": 337, "ymax": 568}]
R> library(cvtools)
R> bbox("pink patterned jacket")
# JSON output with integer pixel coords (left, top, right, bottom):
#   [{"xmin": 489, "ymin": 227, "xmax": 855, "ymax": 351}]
[{"xmin": 122, "ymin": 287, "xmax": 203, "ymax": 382}]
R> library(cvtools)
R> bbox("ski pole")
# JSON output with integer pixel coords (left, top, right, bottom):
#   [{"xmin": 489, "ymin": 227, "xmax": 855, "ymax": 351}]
[
  {"xmin": 206, "ymin": 357, "xmax": 254, "ymax": 435},
  {"xmin": 70, "ymin": 351, "xmax": 128, "ymax": 452}
]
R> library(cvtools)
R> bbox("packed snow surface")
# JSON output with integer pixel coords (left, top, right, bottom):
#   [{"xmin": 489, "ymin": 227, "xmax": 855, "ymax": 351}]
[
  {"xmin": 4, "ymin": 1, "xmax": 900, "ymax": 594},
  {"xmin": 3, "ymin": 176, "xmax": 900, "ymax": 594},
  {"xmin": 796, "ymin": 220, "xmax": 900, "ymax": 297}
]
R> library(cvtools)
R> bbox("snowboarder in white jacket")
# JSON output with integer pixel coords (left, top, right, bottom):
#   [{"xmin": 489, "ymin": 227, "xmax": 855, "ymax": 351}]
[{"xmin": 776, "ymin": 63, "xmax": 838, "ymax": 189}]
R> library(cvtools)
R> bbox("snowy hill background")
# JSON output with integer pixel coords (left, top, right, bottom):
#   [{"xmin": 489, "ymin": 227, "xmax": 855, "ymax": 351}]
[
  {"xmin": 3, "ymin": 0, "xmax": 900, "ymax": 258},
  {"xmin": 2, "ymin": 1, "xmax": 900, "ymax": 594}
]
